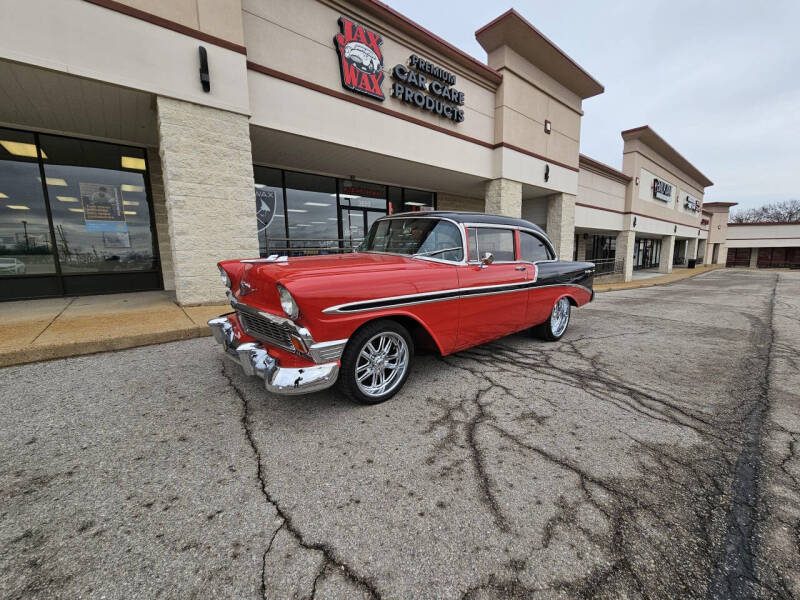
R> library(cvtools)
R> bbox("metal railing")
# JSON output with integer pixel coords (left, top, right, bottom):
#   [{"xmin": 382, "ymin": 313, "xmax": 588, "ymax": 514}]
[
  {"xmin": 590, "ymin": 257, "xmax": 624, "ymax": 276},
  {"xmin": 261, "ymin": 238, "xmax": 359, "ymax": 257}
]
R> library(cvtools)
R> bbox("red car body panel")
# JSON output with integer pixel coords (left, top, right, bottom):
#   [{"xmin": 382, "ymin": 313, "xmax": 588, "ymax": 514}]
[{"xmin": 220, "ymin": 248, "xmax": 593, "ymax": 366}]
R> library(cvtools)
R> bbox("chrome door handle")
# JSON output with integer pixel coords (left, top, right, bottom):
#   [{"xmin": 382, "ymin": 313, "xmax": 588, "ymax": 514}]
[{"xmin": 515, "ymin": 266, "xmax": 526, "ymax": 271}]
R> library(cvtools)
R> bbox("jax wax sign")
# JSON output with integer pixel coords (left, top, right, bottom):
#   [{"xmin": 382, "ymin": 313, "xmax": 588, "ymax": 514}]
[{"xmin": 391, "ymin": 55, "xmax": 465, "ymax": 123}]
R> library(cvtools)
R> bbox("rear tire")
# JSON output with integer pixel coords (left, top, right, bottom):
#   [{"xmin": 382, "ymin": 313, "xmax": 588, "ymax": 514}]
[
  {"xmin": 532, "ymin": 297, "xmax": 571, "ymax": 342},
  {"xmin": 338, "ymin": 320, "xmax": 414, "ymax": 404}
]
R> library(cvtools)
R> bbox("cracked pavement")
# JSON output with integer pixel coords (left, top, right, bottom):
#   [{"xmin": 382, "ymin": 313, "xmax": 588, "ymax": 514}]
[{"xmin": 1, "ymin": 269, "xmax": 799, "ymax": 599}]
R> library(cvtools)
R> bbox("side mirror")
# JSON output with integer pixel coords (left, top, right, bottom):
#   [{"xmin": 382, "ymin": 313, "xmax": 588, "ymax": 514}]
[{"xmin": 480, "ymin": 252, "xmax": 495, "ymax": 268}]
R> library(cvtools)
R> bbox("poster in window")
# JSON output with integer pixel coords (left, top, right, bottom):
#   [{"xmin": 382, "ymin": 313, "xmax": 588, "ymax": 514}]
[
  {"xmin": 80, "ymin": 182, "xmax": 128, "ymax": 232},
  {"xmin": 103, "ymin": 231, "xmax": 131, "ymax": 248}
]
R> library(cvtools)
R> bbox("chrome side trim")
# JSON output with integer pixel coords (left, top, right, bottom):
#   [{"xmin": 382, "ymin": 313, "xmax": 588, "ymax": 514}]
[
  {"xmin": 323, "ymin": 280, "xmax": 536, "ymax": 314},
  {"xmin": 322, "ymin": 280, "xmax": 593, "ymax": 314}
]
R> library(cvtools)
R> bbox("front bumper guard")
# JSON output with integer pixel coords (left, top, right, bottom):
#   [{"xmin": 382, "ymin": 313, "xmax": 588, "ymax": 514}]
[{"xmin": 208, "ymin": 316, "xmax": 339, "ymax": 395}]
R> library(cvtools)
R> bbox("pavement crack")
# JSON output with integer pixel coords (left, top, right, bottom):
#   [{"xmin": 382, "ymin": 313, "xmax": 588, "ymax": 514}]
[
  {"xmin": 220, "ymin": 360, "xmax": 382, "ymax": 600},
  {"xmin": 709, "ymin": 274, "xmax": 779, "ymax": 599}
]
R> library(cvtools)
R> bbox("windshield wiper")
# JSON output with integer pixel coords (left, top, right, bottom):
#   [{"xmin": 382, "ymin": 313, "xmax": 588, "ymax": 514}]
[{"xmin": 413, "ymin": 246, "xmax": 462, "ymax": 258}]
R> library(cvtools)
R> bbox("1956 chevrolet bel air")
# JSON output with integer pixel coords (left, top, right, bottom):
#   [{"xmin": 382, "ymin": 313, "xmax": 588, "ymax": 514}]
[{"xmin": 209, "ymin": 212, "xmax": 595, "ymax": 404}]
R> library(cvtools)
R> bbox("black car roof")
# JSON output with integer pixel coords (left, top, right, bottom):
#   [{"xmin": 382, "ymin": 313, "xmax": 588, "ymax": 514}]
[{"xmin": 385, "ymin": 211, "xmax": 547, "ymax": 236}]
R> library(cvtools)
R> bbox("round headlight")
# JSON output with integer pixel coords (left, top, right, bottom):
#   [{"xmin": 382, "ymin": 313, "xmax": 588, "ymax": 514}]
[
  {"xmin": 219, "ymin": 266, "xmax": 231, "ymax": 288},
  {"xmin": 277, "ymin": 284, "xmax": 299, "ymax": 319}
]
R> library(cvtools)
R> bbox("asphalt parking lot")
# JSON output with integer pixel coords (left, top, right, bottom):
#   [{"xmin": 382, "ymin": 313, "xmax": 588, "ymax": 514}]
[{"xmin": 1, "ymin": 269, "xmax": 799, "ymax": 599}]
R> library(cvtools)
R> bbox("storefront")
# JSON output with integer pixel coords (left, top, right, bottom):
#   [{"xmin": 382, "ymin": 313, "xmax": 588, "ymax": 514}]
[
  {"xmin": 1, "ymin": 1, "xmax": 732, "ymax": 302},
  {"xmin": 252, "ymin": 167, "xmax": 434, "ymax": 256},
  {"xmin": 725, "ymin": 223, "xmax": 800, "ymax": 268},
  {"xmin": 633, "ymin": 238, "xmax": 662, "ymax": 270},
  {"xmin": 0, "ymin": 126, "xmax": 160, "ymax": 300}
]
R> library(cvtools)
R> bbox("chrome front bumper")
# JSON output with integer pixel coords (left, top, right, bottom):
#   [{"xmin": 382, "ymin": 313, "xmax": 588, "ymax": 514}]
[{"xmin": 209, "ymin": 315, "xmax": 340, "ymax": 395}]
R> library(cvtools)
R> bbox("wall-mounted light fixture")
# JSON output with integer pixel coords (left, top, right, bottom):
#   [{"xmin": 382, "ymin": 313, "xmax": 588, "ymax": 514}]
[
  {"xmin": 544, "ymin": 164, "xmax": 550, "ymax": 182},
  {"xmin": 544, "ymin": 120, "xmax": 551, "ymax": 135},
  {"xmin": 633, "ymin": 217, "xmax": 637, "ymax": 227},
  {"xmin": 199, "ymin": 46, "xmax": 210, "ymax": 92},
  {"xmin": 635, "ymin": 177, "xmax": 640, "ymax": 186},
  {"xmin": 674, "ymin": 225, "xmax": 677, "ymax": 233}
]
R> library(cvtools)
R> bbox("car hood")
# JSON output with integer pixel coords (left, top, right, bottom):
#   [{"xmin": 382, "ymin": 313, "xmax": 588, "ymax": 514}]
[{"xmin": 246, "ymin": 252, "xmax": 418, "ymax": 282}]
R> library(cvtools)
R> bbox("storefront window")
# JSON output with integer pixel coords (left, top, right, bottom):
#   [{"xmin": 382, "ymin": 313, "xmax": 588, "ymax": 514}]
[
  {"xmin": 0, "ymin": 128, "xmax": 57, "ymax": 276},
  {"xmin": 403, "ymin": 188, "xmax": 435, "ymax": 212},
  {"xmin": 586, "ymin": 235, "xmax": 616, "ymax": 261},
  {"xmin": 388, "ymin": 187, "xmax": 402, "ymax": 215},
  {"xmin": 40, "ymin": 135, "xmax": 156, "ymax": 273},
  {"xmin": 284, "ymin": 172, "xmax": 338, "ymax": 253},
  {"xmin": 339, "ymin": 180, "xmax": 387, "ymax": 246},
  {"xmin": 253, "ymin": 166, "xmax": 286, "ymax": 256},
  {"xmin": 252, "ymin": 168, "xmax": 436, "ymax": 255}
]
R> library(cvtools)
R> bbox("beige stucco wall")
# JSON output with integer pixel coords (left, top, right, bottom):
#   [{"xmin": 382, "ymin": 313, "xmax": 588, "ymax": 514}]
[
  {"xmin": 0, "ymin": 0, "xmax": 250, "ymax": 116},
  {"xmin": 577, "ymin": 168, "xmax": 627, "ymax": 213},
  {"xmin": 726, "ymin": 224, "xmax": 800, "ymax": 248},
  {"xmin": 243, "ymin": 0, "xmax": 495, "ymax": 143},
  {"xmin": 115, "ymin": 0, "xmax": 245, "ymax": 45},
  {"xmin": 488, "ymin": 47, "xmax": 582, "ymax": 169},
  {"xmin": 707, "ymin": 211, "xmax": 729, "ymax": 244},
  {"xmin": 622, "ymin": 139, "xmax": 705, "ymax": 232}
]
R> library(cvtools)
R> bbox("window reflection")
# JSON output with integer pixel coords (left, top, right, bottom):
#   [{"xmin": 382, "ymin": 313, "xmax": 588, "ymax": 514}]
[
  {"xmin": 285, "ymin": 172, "xmax": 338, "ymax": 254},
  {"xmin": 403, "ymin": 188, "xmax": 435, "ymax": 212},
  {"xmin": 251, "ymin": 168, "xmax": 437, "ymax": 256},
  {"xmin": 253, "ymin": 166, "xmax": 286, "ymax": 256},
  {"xmin": 0, "ymin": 128, "xmax": 56, "ymax": 275},
  {"xmin": 339, "ymin": 180, "xmax": 387, "ymax": 246},
  {"xmin": 40, "ymin": 136, "xmax": 156, "ymax": 273}
]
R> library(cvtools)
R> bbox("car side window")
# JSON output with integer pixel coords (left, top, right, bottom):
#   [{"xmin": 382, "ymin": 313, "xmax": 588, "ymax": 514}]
[
  {"xmin": 469, "ymin": 228, "xmax": 515, "ymax": 262},
  {"xmin": 520, "ymin": 231, "xmax": 553, "ymax": 262}
]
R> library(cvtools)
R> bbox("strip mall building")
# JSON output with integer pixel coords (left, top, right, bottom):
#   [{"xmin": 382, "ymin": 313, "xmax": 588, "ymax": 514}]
[{"xmin": 0, "ymin": 0, "xmax": 790, "ymax": 304}]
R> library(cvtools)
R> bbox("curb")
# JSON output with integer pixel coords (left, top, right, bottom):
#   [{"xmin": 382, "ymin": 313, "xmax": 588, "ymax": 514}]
[
  {"xmin": 0, "ymin": 326, "xmax": 211, "ymax": 369},
  {"xmin": 594, "ymin": 266, "xmax": 722, "ymax": 293}
]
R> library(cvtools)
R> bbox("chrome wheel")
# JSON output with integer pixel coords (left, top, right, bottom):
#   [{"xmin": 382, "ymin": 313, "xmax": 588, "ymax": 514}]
[
  {"xmin": 355, "ymin": 332, "xmax": 409, "ymax": 398},
  {"xmin": 550, "ymin": 298, "xmax": 570, "ymax": 337}
]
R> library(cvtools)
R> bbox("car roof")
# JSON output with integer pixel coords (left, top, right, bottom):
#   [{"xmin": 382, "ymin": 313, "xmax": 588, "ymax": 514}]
[{"xmin": 383, "ymin": 211, "xmax": 547, "ymax": 236}]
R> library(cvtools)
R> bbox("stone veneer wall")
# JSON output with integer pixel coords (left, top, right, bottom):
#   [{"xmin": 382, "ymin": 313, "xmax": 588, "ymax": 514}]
[
  {"xmin": 484, "ymin": 178, "xmax": 522, "ymax": 218},
  {"xmin": 156, "ymin": 96, "xmax": 259, "ymax": 305},
  {"xmin": 146, "ymin": 147, "xmax": 174, "ymax": 291},
  {"xmin": 546, "ymin": 193, "xmax": 575, "ymax": 260},
  {"xmin": 436, "ymin": 194, "xmax": 485, "ymax": 213}
]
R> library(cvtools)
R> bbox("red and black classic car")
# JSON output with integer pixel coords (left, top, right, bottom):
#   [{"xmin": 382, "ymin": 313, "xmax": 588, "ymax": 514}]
[{"xmin": 209, "ymin": 212, "xmax": 595, "ymax": 404}]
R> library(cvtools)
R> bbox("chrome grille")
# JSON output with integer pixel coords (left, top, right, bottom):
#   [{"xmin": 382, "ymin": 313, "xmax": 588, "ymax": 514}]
[{"xmin": 238, "ymin": 311, "xmax": 293, "ymax": 350}]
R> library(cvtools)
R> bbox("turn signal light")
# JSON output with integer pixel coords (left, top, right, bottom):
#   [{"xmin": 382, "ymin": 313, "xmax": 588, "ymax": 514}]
[{"xmin": 290, "ymin": 335, "xmax": 308, "ymax": 354}]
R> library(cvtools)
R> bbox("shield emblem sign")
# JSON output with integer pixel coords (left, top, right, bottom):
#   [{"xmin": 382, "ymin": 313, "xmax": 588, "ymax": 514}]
[{"xmin": 255, "ymin": 188, "xmax": 277, "ymax": 233}]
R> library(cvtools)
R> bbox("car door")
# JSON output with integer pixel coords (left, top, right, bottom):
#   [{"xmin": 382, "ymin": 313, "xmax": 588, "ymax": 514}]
[
  {"xmin": 454, "ymin": 226, "xmax": 531, "ymax": 350},
  {"xmin": 519, "ymin": 229, "xmax": 557, "ymax": 326}
]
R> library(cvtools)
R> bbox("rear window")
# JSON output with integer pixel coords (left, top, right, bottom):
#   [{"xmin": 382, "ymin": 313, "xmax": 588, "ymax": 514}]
[{"xmin": 520, "ymin": 231, "xmax": 553, "ymax": 261}]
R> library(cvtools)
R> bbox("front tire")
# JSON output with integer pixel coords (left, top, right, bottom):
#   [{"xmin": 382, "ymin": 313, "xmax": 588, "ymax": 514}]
[
  {"xmin": 338, "ymin": 320, "xmax": 414, "ymax": 404},
  {"xmin": 533, "ymin": 297, "xmax": 571, "ymax": 341}
]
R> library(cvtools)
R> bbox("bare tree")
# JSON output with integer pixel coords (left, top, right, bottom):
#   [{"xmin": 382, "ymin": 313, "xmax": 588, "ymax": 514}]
[{"xmin": 729, "ymin": 199, "xmax": 800, "ymax": 223}]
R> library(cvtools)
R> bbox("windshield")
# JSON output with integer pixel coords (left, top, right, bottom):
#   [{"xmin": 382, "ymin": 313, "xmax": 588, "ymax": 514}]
[{"xmin": 361, "ymin": 218, "xmax": 464, "ymax": 262}]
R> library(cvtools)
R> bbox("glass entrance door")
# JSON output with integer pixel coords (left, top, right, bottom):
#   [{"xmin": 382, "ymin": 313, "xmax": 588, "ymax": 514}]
[
  {"xmin": 337, "ymin": 180, "xmax": 388, "ymax": 249},
  {"xmin": 340, "ymin": 207, "xmax": 386, "ymax": 248}
]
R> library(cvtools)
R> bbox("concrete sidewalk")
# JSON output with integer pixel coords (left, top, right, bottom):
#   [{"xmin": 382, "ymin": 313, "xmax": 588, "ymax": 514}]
[
  {"xmin": 594, "ymin": 264, "xmax": 722, "ymax": 293},
  {"xmin": 0, "ymin": 265, "xmax": 724, "ymax": 368},
  {"xmin": 0, "ymin": 292, "xmax": 228, "ymax": 368}
]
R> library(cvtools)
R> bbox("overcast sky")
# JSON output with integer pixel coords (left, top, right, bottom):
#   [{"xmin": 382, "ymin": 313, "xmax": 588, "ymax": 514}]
[{"xmin": 387, "ymin": 0, "xmax": 800, "ymax": 211}]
